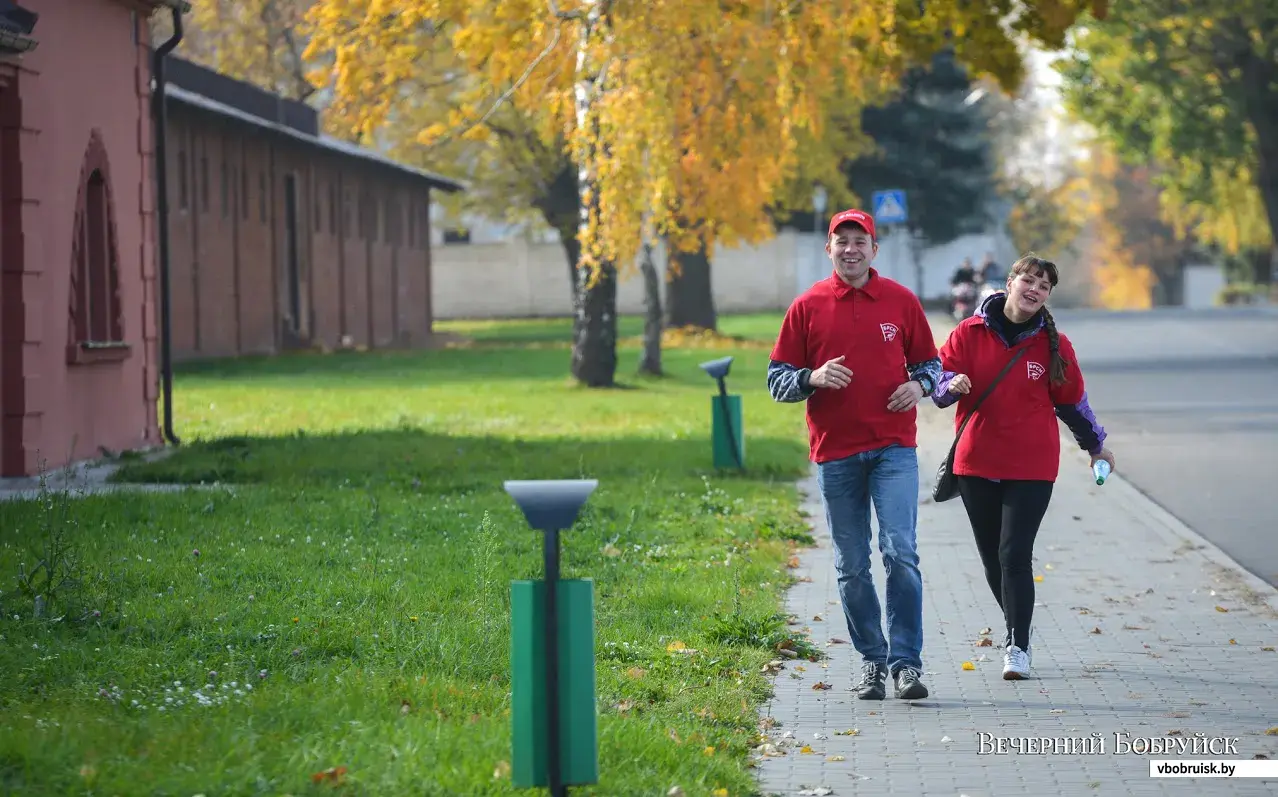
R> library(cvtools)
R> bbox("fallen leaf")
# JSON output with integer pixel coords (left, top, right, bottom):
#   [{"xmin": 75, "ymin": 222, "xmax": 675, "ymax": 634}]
[
  {"xmin": 627, "ymin": 666, "xmax": 647, "ymax": 679},
  {"xmin": 602, "ymin": 544, "xmax": 622, "ymax": 557},
  {"xmin": 761, "ymin": 660, "xmax": 784, "ymax": 674},
  {"xmin": 1089, "ymin": 627, "xmax": 1103, "ymax": 634},
  {"xmin": 813, "ymin": 614, "xmax": 823, "ymax": 621},
  {"xmin": 616, "ymin": 700, "xmax": 634, "ymax": 713},
  {"xmin": 712, "ymin": 790, "xmax": 729, "ymax": 797},
  {"xmin": 493, "ymin": 760, "xmax": 511, "ymax": 780},
  {"xmin": 828, "ymin": 637, "xmax": 849, "ymax": 644},
  {"xmin": 1050, "ymin": 709, "xmax": 1066, "ymax": 714},
  {"xmin": 796, "ymin": 665, "xmax": 806, "ymax": 672},
  {"xmin": 1167, "ymin": 730, "xmax": 1182, "ymax": 736},
  {"xmin": 812, "ymin": 681, "xmax": 832, "ymax": 690},
  {"xmin": 666, "ymin": 640, "xmax": 687, "ymax": 652},
  {"xmin": 759, "ymin": 716, "xmax": 778, "ymax": 729},
  {"xmin": 979, "ymin": 627, "xmax": 992, "ymax": 635},
  {"xmin": 797, "ymin": 788, "xmax": 833, "ymax": 797},
  {"xmin": 1034, "ymin": 575, "xmax": 1044, "ymax": 582},
  {"xmin": 1215, "ymin": 606, "xmax": 1229, "ymax": 613},
  {"xmin": 941, "ymin": 735, "xmax": 954, "ymax": 742},
  {"xmin": 1263, "ymin": 647, "xmax": 1275, "ymax": 652},
  {"xmin": 961, "ymin": 661, "xmax": 975, "ymax": 671},
  {"xmin": 835, "ymin": 728, "xmax": 860, "ymax": 736},
  {"xmin": 311, "ymin": 766, "xmax": 347, "ymax": 785},
  {"xmin": 827, "ymin": 754, "xmax": 845, "ymax": 762},
  {"xmin": 787, "ymin": 556, "xmax": 801, "ymax": 568},
  {"xmin": 703, "ymin": 746, "xmax": 716, "ymax": 756},
  {"xmin": 1122, "ymin": 625, "xmax": 1146, "ymax": 630},
  {"xmin": 800, "ymin": 745, "xmax": 814, "ymax": 754},
  {"xmin": 1045, "ymin": 564, "xmax": 1055, "ymax": 570},
  {"xmin": 975, "ymin": 638, "xmax": 993, "ymax": 647},
  {"xmin": 1265, "ymin": 727, "xmax": 1278, "ymax": 736},
  {"xmin": 1230, "ymin": 639, "xmax": 1237, "ymax": 645},
  {"xmin": 796, "ymin": 575, "xmax": 813, "ymax": 582}
]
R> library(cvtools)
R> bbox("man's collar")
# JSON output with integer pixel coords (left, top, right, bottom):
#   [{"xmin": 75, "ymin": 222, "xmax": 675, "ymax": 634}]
[{"xmin": 830, "ymin": 267, "xmax": 881, "ymax": 300}]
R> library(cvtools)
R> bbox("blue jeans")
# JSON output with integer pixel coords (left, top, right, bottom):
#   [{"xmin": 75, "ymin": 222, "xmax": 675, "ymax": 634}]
[{"xmin": 816, "ymin": 444, "xmax": 924, "ymax": 673}]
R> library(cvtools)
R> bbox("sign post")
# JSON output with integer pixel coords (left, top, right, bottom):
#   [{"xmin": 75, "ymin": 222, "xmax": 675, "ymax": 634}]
[
  {"xmin": 872, "ymin": 190, "xmax": 916, "ymax": 292},
  {"xmin": 506, "ymin": 479, "xmax": 600, "ymax": 796}
]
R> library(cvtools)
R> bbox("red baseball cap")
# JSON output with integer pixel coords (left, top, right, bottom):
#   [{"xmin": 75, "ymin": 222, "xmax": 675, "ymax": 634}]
[{"xmin": 828, "ymin": 208, "xmax": 876, "ymax": 240}]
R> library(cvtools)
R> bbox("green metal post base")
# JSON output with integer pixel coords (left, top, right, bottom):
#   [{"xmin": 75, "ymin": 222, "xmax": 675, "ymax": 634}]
[
  {"xmin": 711, "ymin": 394, "xmax": 745, "ymax": 469},
  {"xmin": 510, "ymin": 579, "xmax": 598, "ymax": 788}
]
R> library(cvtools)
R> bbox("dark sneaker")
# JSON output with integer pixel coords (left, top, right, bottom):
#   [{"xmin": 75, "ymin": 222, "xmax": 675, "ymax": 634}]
[
  {"xmin": 893, "ymin": 666, "xmax": 929, "ymax": 699},
  {"xmin": 853, "ymin": 661, "xmax": 887, "ymax": 700}
]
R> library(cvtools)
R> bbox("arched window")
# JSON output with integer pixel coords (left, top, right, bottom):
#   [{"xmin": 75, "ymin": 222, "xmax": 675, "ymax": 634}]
[{"xmin": 67, "ymin": 130, "xmax": 128, "ymax": 364}]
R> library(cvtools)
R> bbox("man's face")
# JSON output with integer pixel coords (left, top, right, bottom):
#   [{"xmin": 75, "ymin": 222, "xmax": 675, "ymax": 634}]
[{"xmin": 827, "ymin": 223, "xmax": 876, "ymax": 284}]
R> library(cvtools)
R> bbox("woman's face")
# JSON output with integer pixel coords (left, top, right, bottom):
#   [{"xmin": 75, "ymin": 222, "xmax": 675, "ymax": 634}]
[{"xmin": 1006, "ymin": 266, "xmax": 1053, "ymax": 316}]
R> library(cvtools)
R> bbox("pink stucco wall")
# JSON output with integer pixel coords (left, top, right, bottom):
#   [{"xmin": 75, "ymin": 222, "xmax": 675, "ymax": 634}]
[{"xmin": 2, "ymin": 0, "xmax": 160, "ymax": 475}]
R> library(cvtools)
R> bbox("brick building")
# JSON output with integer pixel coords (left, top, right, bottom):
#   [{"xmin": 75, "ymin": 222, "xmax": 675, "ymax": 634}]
[
  {"xmin": 160, "ymin": 57, "xmax": 463, "ymax": 359},
  {"xmin": 0, "ymin": 3, "xmax": 462, "ymax": 478},
  {"xmin": 0, "ymin": 0, "xmax": 177, "ymax": 477}
]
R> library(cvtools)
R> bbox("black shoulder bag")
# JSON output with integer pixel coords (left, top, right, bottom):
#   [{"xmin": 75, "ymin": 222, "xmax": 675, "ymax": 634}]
[{"xmin": 931, "ymin": 348, "xmax": 1026, "ymax": 503}]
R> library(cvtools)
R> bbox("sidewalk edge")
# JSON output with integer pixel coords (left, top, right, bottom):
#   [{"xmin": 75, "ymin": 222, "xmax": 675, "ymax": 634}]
[{"xmin": 1100, "ymin": 466, "xmax": 1278, "ymax": 615}]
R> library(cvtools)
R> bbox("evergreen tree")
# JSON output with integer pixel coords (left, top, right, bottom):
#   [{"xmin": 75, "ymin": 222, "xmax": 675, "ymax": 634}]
[{"xmin": 843, "ymin": 48, "xmax": 996, "ymax": 247}]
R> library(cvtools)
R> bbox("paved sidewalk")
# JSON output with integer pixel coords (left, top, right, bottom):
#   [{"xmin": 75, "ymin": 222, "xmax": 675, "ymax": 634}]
[{"xmin": 754, "ymin": 409, "xmax": 1278, "ymax": 796}]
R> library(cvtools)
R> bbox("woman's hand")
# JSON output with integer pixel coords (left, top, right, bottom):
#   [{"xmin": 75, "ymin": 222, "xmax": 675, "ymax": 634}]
[
  {"xmin": 947, "ymin": 374, "xmax": 972, "ymax": 395},
  {"xmin": 1090, "ymin": 447, "xmax": 1116, "ymax": 471}
]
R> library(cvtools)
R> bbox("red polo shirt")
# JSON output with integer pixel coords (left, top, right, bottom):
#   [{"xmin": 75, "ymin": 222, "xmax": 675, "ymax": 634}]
[
  {"xmin": 771, "ymin": 269, "xmax": 938, "ymax": 463},
  {"xmin": 940, "ymin": 317, "xmax": 1087, "ymax": 482}
]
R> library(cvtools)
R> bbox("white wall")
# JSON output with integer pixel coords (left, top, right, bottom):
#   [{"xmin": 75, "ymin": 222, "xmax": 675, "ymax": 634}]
[
  {"xmin": 1182, "ymin": 263, "xmax": 1226, "ymax": 309},
  {"xmin": 431, "ymin": 227, "xmax": 1020, "ymax": 320}
]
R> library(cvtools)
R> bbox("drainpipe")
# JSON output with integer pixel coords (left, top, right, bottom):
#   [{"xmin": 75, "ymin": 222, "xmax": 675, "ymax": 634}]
[{"xmin": 152, "ymin": 6, "xmax": 183, "ymax": 445}]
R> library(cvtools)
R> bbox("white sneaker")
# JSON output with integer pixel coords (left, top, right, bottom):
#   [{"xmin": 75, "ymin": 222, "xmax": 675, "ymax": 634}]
[{"xmin": 1003, "ymin": 645, "xmax": 1031, "ymax": 680}]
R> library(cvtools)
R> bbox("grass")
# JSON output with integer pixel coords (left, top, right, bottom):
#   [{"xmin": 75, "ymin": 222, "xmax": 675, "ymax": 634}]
[{"xmin": 0, "ymin": 312, "xmax": 829, "ymax": 796}]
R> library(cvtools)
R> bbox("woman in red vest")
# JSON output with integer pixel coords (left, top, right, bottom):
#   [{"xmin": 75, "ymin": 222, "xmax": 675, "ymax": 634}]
[{"xmin": 931, "ymin": 254, "xmax": 1116, "ymax": 680}]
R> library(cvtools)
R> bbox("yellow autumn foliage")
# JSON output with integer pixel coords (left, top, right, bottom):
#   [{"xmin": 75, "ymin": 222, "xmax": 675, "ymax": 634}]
[{"xmin": 303, "ymin": 0, "xmax": 1100, "ymax": 283}]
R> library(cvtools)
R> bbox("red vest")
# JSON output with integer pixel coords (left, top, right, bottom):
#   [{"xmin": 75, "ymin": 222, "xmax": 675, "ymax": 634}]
[
  {"xmin": 940, "ymin": 317, "xmax": 1086, "ymax": 482},
  {"xmin": 771, "ymin": 270, "xmax": 939, "ymax": 463}
]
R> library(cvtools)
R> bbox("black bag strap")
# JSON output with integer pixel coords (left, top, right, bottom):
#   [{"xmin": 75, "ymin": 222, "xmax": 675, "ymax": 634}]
[{"xmin": 952, "ymin": 347, "xmax": 1027, "ymax": 444}]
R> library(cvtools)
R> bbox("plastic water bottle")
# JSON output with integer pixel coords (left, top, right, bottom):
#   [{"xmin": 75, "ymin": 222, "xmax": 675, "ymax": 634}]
[{"xmin": 1092, "ymin": 459, "xmax": 1111, "ymax": 486}]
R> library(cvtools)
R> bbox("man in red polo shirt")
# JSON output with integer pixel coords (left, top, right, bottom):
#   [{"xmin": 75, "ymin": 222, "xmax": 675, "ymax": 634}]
[{"xmin": 768, "ymin": 208, "xmax": 941, "ymax": 700}]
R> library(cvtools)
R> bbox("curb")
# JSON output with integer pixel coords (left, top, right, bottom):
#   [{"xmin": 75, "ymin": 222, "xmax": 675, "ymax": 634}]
[{"xmin": 1101, "ymin": 465, "xmax": 1278, "ymax": 616}]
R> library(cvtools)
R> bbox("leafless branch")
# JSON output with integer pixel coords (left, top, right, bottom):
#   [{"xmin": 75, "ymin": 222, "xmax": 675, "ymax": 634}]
[{"xmin": 424, "ymin": 22, "xmax": 563, "ymax": 149}]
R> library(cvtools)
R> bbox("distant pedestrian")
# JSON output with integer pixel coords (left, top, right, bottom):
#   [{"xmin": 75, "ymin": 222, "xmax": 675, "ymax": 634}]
[
  {"xmin": 768, "ymin": 208, "xmax": 942, "ymax": 700},
  {"xmin": 931, "ymin": 254, "xmax": 1116, "ymax": 680}
]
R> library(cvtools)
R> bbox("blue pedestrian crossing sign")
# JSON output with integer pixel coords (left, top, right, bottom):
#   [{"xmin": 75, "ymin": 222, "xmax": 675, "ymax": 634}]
[{"xmin": 872, "ymin": 190, "xmax": 908, "ymax": 225}]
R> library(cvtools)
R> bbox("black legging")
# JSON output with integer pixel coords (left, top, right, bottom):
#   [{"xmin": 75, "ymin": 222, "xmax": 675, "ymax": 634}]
[{"xmin": 957, "ymin": 476, "xmax": 1054, "ymax": 650}]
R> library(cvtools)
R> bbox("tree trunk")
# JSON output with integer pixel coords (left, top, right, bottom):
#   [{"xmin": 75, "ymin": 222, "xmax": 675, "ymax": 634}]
[
  {"xmin": 1243, "ymin": 62, "xmax": 1278, "ymax": 285},
  {"xmin": 638, "ymin": 241, "xmax": 662, "ymax": 376},
  {"xmin": 569, "ymin": 0, "xmax": 617, "ymax": 388},
  {"xmin": 532, "ymin": 155, "xmax": 582, "ymax": 306},
  {"xmin": 664, "ymin": 239, "xmax": 717, "ymax": 330},
  {"xmin": 571, "ymin": 263, "xmax": 618, "ymax": 386}
]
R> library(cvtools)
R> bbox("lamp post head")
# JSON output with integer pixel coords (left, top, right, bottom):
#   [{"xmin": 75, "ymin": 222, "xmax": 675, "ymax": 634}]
[
  {"xmin": 504, "ymin": 479, "xmax": 599, "ymax": 532},
  {"xmin": 699, "ymin": 356, "xmax": 734, "ymax": 382}
]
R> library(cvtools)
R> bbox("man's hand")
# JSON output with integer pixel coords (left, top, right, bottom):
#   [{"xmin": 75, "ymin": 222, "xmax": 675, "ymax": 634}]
[
  {"xmin": 887, "ymin": 380, "xmax": 925, "ymax": 412},
  {"xmin": 809, "ymin": 356, "xmax": 852, "ymax": 389},
  {"xmin": 947, "ymin": 374, "xmax": 972, "ymax": 395}
]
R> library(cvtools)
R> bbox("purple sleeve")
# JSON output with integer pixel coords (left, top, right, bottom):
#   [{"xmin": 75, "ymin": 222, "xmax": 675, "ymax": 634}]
[
  {"xmin": 930, "ymin": 371, "xmax": 962, "ymax": 409},
  {"xmin": 1055, "ymin": 391, "xmax": 1107, "ymax": 454}
]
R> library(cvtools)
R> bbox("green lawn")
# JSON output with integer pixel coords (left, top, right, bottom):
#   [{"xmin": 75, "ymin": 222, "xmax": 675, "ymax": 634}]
[{"xmin": 0, "ymin": 314, "xmax": 825, "ymax": 796}]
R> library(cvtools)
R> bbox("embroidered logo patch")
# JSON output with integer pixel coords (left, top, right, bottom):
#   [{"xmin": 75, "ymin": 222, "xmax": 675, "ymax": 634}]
[
  {"xmin": 1026, "ymin": 361, "xmax": 1045, "ymax": 381},
  {"xmin": 880, "ymin": 323, "xmax": 899, "ymax": 342}
]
